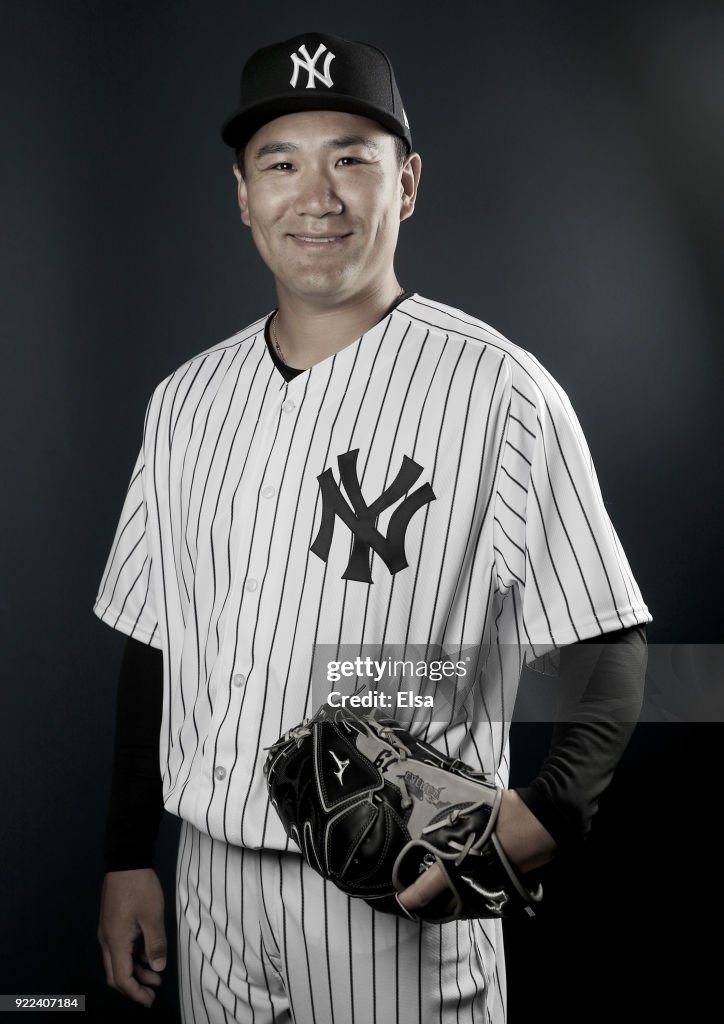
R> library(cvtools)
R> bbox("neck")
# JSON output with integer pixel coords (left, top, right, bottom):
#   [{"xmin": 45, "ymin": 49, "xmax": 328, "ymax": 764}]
[{"xmin": 273, "ymin": 278, "xmax": 404, "ymax": 370}]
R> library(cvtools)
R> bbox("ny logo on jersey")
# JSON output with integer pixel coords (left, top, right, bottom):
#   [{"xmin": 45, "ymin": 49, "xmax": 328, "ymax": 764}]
[
  {"xmin": 329, "ymin": 750, "xmax": 350, "ymax": 786},
  {"xmin": 289, "ymin": 43, "xmax": 336, "ymax": 89},
  {"xmin": 310, "ymin": 449, "xmax": 436, "ymax": 583}
]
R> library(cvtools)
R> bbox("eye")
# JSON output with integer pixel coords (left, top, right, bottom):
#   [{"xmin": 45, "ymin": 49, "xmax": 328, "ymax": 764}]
[
  {"xmin": 268, "ymin": 162, "xmax": 295, "ymax": 172},
  {"xmin": 337, "ymin": 156, "xmax": 363, "ymax": 167}
]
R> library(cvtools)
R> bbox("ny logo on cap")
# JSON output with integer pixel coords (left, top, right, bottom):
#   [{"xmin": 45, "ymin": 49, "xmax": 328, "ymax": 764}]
[{"xmin": 289, "ymin": 42, "xmax": 336, "ymax": 89}]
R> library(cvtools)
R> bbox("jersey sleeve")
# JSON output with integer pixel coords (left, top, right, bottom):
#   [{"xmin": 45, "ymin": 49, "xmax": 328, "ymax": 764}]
[
  {"xmin": 493, "ymin": 357, "xmax": 652, "ymax": 670},
  {"xmin": 93, "ymin": 446, "xmax": 161, "ymax": 649}
]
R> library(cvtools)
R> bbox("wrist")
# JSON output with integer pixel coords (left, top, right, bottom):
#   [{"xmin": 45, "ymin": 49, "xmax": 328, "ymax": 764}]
[{"xmin": 495, "ymin": 789, "xmax": 558, "ymax": 875}]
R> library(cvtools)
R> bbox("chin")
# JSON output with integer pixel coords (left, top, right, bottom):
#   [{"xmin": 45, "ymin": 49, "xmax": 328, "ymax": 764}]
[{"xmin": 284, "ymin": 269, "xmax": 360, "ymax": 300}]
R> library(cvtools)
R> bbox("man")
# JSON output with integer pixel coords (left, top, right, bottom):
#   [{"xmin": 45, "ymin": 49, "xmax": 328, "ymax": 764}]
[{"xmin": 95, "ymin": 32, "xmax": 651, "ymax": 1023}]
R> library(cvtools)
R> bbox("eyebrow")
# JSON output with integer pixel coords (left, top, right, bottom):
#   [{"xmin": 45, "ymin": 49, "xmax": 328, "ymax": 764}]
[
  {"xmin": 254, "ymin": 141, "xmax": 300, "ymax": 160},
  {"xmin": 325, "ymin": 134, "xmax": 380, "ymax": 154},
  {"xmin": 253, "ymin": 135, "xmax": 380, "ymax": 161}
]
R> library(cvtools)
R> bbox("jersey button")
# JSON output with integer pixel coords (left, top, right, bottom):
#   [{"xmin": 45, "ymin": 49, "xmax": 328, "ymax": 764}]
[
  {"xmin": 232, "ymin": 673, "xmax": 246, "ymax": 688},
  {"xmin": 245, "ymin": 578, "xmax": 258, "ymax": 592},
  {"xmin": 261, "ymin": 485, "xmax": 276, "ymax": 499},
  {"xmin": 214, "ymin": 766, "xmax": 227, "ymax": 781},
  {"xmin": 282, "ymin": 399, "xmax": 296, "ymax": 414}
]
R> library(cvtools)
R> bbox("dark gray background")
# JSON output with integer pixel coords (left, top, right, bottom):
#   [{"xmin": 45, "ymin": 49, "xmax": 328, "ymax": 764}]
[{"xmin": 1, "ymin": 0, "xmax": 722, "ymax": 1020}]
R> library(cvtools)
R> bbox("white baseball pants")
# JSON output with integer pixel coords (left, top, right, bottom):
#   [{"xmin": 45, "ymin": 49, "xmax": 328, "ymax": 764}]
[{"xmin": 176, "ymin": 820, "xmax": 506, "ymax": 1023}]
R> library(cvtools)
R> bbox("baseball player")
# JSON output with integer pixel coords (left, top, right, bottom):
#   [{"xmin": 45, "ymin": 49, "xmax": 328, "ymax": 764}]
[{"xmin": 95, "ymin": 32, "xmax": 651, "ymax": 1023}]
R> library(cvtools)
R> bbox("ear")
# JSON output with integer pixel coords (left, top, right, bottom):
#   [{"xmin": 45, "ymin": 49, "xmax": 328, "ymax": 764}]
[
  {"xmin": 233, "ymin": 162, "xmax": 251, "ymax": 227},
  {"xmin": 399, "ymin": 152, "xmax": 422, "ymax": 223}
]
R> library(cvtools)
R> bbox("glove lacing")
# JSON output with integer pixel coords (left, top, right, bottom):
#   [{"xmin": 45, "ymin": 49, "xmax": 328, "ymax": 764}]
[
  {"xmin": 265, "ymin": 719, "xmax": 312, "ymax": 754},
  {"xmin": 362, "ymin": 717, "xmax": 416, "ymax": 809},
  {"xmin": 419, "ymin": 790, "xmax": 502, "ymax": 863}
]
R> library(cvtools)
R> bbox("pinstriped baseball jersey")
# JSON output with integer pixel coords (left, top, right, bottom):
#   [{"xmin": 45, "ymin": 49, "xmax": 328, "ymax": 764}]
[{"xmin": 93, "ymin": 292, "xmax": 651, "ymax": 851}]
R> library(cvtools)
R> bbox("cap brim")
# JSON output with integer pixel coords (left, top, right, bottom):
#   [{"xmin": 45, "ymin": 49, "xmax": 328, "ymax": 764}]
[{"xmin": 221, "ymin": 93, "xmax": 411, "ymax": 152}]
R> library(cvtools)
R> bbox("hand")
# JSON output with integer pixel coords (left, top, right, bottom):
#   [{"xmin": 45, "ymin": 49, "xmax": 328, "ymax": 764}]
[
  {"xmin": 98, "ymin": 868, "xmax": 167, "ymax": 1008},
  {"xmin": 396, "ymin": 861, "xmax": 453, "ymax": 915},
  {"xmin": 396, "ymin": 790, "xmax": 557, "ymax": 915}
]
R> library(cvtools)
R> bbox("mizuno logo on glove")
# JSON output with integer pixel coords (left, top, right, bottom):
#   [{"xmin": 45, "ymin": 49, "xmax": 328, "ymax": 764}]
[{"xmin": 329, "ymin": 750, "xmax": 350, "ymax": 785}]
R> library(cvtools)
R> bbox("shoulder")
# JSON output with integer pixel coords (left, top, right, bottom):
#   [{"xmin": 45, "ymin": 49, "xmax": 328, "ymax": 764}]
[
  {"xmin": 157, "ymin": 312, "xmax": 268, "ymax": 390},
  {"xmin": 399, "ymin": 294, "xmax": 572, "ymax": 419},
  {"xmin": 142, "ymin": 312, "xmax": 269, "ymax": 425}
]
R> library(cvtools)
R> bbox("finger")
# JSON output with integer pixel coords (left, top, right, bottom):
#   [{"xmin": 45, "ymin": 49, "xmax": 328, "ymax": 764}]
[
  {"xmin": 108, "ymin": 942, "xmax": 156, "ymax": 1007},
  {"xmin": 100, "ymin": 943, "xmax": 117, "ymax": 991},
  {"xmin": 132, "ymin": 962, "xmax": 164, "ymax": 989},
  {"xmin": 397, "ymin": 863, "xmax": 453, "ymax": 911},
  {"xmin": 139, "ymin": 920, "xmax": 168, "ymax": 974}
]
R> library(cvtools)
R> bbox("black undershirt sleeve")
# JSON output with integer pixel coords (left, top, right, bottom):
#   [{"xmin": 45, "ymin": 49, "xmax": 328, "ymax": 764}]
[
  {"xmin": 515, "ymin": 623, "xmax": 648, "ymax": 851},
  {"xmin": 102, "ymin": 623, "xmax": 647, "ymax": 870},
  {"xmin": 103, "ymin": 635, "xmax": 165, "ymax": 872}
]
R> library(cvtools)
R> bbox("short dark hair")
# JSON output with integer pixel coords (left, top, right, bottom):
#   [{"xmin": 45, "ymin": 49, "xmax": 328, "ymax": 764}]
[
  {"xmin": 392, "ymin": 135, "xmax": 411, "ymax": 167},
  {"xmin": 235, "ymin": 132, "xmax": 410, "ymax": 179}
]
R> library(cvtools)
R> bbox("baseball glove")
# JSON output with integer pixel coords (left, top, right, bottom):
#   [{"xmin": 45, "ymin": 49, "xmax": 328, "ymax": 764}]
[{"xmin": 263, "ymin": 705, "xmax": 543, "ymax": 923}]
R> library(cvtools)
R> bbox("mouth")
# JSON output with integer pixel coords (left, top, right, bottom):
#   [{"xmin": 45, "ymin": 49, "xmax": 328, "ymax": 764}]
[{"xmin": 289, "ymin": 233, "xmax": 351, "ymax": 245}]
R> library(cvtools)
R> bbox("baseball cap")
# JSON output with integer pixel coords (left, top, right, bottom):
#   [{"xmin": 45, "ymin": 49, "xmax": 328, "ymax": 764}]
[{"xmin": 221, "ymin": 32, "xmax": 412, "ymax": 155}]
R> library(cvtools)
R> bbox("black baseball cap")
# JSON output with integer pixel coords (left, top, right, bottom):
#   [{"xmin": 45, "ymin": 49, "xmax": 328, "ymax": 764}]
[{"xmin": 221, "ymin": 32, "xmax": 412, "ymax": 155}]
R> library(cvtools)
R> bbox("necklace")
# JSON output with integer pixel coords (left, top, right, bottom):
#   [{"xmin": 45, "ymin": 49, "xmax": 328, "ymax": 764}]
[{"xmin": 270, "ymin": 311, "xmax": 286, "ymax": 365}]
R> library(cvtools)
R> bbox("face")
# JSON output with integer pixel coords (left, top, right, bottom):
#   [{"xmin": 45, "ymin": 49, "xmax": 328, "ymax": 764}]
[{"xmin": 233, "ymin": 110, "xmax": 421, "ymax": 305}]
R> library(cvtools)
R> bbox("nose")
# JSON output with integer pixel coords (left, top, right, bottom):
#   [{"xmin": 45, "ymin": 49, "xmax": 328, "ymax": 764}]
[{"xmin": 292, "ymin": 170, "xmax": 344, "ymax": 218}]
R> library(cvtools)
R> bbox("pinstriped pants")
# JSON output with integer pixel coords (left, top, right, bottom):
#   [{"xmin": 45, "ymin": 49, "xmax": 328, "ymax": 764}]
[{"xmin": 176, "ymin": 820, "xmax": 506, "ymax": 1023}]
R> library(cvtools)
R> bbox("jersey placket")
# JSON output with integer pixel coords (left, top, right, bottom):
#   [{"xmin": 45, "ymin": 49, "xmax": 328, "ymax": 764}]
[{"xmin": 201, "ymin": 377, "xmax": 305, "ymax": 836}]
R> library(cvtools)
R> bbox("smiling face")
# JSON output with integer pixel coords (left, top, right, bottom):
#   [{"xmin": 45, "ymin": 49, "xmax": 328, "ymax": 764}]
[{"xmin": 233, "ymin": 110, "xmax": 421, "ymax": 307}]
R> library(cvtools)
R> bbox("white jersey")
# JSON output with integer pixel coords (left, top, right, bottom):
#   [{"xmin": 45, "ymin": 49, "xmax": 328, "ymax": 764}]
[{"xmin": 94, "ymin": 292, "xmax": 651, "ymax": 850}]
